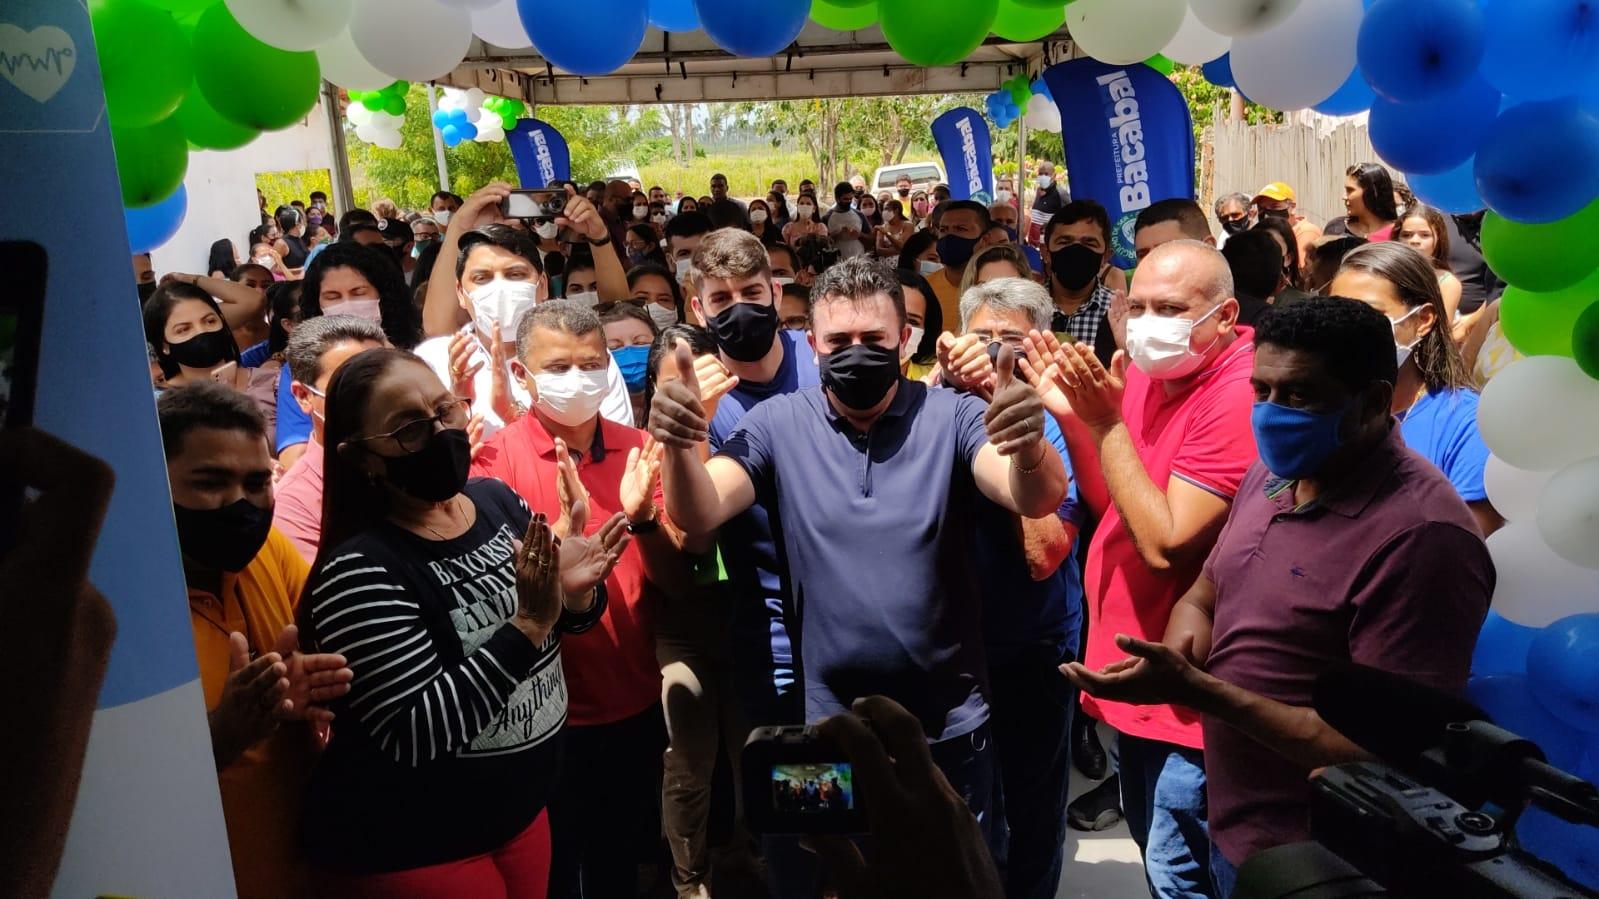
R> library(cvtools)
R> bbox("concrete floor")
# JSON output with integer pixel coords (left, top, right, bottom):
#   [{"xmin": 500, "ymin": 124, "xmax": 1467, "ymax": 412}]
[{"xmin": 1055, "ymin": 725, "xmax": 1147, "ymax": 899}]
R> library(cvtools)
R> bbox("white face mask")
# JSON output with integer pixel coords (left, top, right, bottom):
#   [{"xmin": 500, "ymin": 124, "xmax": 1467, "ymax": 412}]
[
  {"xmin": 647, "ymin": 303, "xmax": 678, "ymax": 330},
  {"xmin": 323, "ymin": 297, "xmax": 382, "ymax": 325},
  {"xmin": 797, "ymin": 204, "xmax": 815, "ymax": 217},
  {"xmin": 468, "ymin": 278, "xmax": 540, "ymax": 340},
  {"xmin": 918, "ymin": 259, "xmax": 941, "ymax": 276},
  {"xmin": 903, "ymin": 325, "xmax": 925, "ymax": 361},
  {"xmin": 772, "ymin": 276, "xmax": 795, "ymax": 288},
  {"xmin": 995, "ymin": 189, "xmax": 1013, "ymax": 204},
  {"xmin": 633, "ymin": 205, "xmax": 648, "ymax": 220},
  {"xmin": 532, "ymin": 367, "xmax": 609, "ymax": 427},
  {"xmin": 535, "ymin": 221, "xmax": 560, "ymax": 240},
  {"xmin": 1125, "ymin": 302, "xmax": 1223, "ymax": 380},
  {"xmin": 565, "ymin": 289, "xmax": 600, "ymax": 308},
  {"xmin": 1390, "ymin": 305, "xmax": 1423, "ymax": 369},
  {"xmin": 676, "ymin": 260, "xmax": 698, "ymax": 284},
  {"xmin": 750, "ymin": 210, "xmax": 768, "ymax": 224},
  {"xmin": 1036, "ymin": 175, "xmax": 1053, "ymax": 190},
  {"xmin": 253, "ymin": 254, "xmax": 276, "ymax": 267},
  {"xmin": 433, "ymin": 209, "xmax": 452, "ymax": 226}
]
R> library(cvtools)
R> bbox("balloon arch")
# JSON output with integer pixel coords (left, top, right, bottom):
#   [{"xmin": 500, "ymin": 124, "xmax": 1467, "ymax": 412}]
[{"xmin": 92, "ymin": 0, "xmax": 1599, "ymax": 865}]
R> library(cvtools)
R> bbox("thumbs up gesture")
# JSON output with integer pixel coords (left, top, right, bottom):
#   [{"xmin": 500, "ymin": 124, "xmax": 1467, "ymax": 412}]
[
  {"xmin": 647, "ymin": 339, "xmax": 712, "ymax": 450},
  {"xmin": 983, "ymin": 343, "xmax": 1046, "ymax": 457}
]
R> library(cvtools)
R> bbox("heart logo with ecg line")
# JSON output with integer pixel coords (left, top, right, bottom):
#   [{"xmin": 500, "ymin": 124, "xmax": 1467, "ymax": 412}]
[{"xmin": 0, "ymin": 24, "xmax": 77, "ymax": 104}]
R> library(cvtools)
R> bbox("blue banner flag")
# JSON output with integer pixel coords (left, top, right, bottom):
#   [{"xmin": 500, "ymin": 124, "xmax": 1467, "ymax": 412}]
[
  {"xmin": 507, "ymin": 117, "xmax": 571, "ymax": 188},
  {"xmin": 931, "ymin": 107, "xmax": 994, "ymax": 205},
  {"xmin": 1043, "ymin": 58, "xmax": 1195, "ymax": 269}
]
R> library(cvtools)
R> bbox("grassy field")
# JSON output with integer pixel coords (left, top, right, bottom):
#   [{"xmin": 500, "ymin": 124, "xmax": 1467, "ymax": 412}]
[{"xmin": 638, "ymin": 148, "xmax": 880, "ymax": 200}]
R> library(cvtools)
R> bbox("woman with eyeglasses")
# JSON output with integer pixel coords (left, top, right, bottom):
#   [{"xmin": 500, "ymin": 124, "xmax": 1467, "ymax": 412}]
[{"xmin": 297, "ymin": 347, "xmax": 629, "ymax": 896}]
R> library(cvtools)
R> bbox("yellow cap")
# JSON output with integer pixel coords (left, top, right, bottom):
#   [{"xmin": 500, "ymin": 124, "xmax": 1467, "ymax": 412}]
[{"xmin": 1254, "ymin": 182, "xmax": 1295, "ymax": 203}]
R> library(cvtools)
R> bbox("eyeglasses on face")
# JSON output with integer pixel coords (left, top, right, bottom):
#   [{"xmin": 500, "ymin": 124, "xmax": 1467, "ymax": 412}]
[{"xmin": 351, "ymin": 397, "xmax": 470, "ymax": 454}]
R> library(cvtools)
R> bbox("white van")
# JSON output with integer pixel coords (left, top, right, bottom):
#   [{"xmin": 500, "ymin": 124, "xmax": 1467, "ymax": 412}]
[{"xmin": 871, "ymin": 161, "xmax": 946, "ymax": 196}]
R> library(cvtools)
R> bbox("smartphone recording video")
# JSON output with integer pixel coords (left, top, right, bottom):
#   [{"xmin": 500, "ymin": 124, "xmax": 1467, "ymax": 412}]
[
  {"xmin": 502, "ymin": 188, "xmax": 566, "ymax": 221},
  {"xmin": 744, "ymin": 725, "xmax": 866, "ymax": 835}
]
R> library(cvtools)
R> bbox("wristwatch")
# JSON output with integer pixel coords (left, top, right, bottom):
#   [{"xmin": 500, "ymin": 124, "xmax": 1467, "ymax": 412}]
[
  {"xmin": 626, "ymin": 515, "xmax": 660, "ymax": 535},
  {"xmin": 588, "ymin": 232, "xmax": 612, "ymax": 247}
]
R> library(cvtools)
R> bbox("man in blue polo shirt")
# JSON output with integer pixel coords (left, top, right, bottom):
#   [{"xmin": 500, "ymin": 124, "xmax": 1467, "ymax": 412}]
[
  {"xmin": 957, "ymin": 277, "xmax": 1086, "ymax": 899},
  {"xmin": 650, "ymin": 255, "xmax": 1068, "ymax": 847}
]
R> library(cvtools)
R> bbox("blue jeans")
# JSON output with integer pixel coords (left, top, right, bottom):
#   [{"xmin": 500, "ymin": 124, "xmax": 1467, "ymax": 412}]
[
  {"xmin": 1118, "ymin": 733, "xmax": 1214, "ymax": 899},
  {"xmin": 1210, "ymin": 841, "xmax": 1237, "ymax": 898},
  {"xmin": 988, "ymin": 646, "xmax": 1076, "ymax": 899}
]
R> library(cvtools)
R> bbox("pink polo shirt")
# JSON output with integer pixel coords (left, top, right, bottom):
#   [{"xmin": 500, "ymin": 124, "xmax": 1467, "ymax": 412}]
[
  {"xmin": 1080, "ymin": 328, "xmax": 1258, "ymax": 749},
  {"xmin": 273, "ymin": 440, "xmax": 324, "ymax": 564}
]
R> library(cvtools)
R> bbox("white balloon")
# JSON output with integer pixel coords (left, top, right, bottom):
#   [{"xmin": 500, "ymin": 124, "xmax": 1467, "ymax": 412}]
[
  {"xmin": 1485, "ymin": 455, "xmax": 1556, "ymax": 524},
  {"xmin": 373, "ymin": 128, "xmax": 404, "ymax": 150},
  {"xmin": 1230, "ymin": 0, "xmax": 1361, "ymax": 110},
  {"xmin": 1479, "ymin": 356, "xmax": 1599, "ymax": 471},
  {"xmin": 317, "ymin": 27, "xmax": 394, "ymax": 91},
  {"xmin": 465, "ymin": 105, "xmax": 483, "ymax": 123},
  {"xmin": 1162, "ymin": 5, "xmax": 1230, "ymax": 65},
  {"xmin": 438, "ymin": 86, "xmax": 466, "ymax": 110},
  {"xmin": 474, "ymin": 123, "xmax": 504, "ymax": 142},
  {"xmin": 1189, "ymin": 0, "xmax": 1304, "ymax": 36},
  {"xmin": 225, "ymin": 0, "xmax": 352, "ymax": 52},
  {"xmin": 346, "ymin": 103, "xmax": 374, "ymax": 126},
  {"xmin": 464, "ymin": 88, "xmax": 485, "ymax": 108},
  {"xmin": 351, "ymin": 0, "xmax": 473, "ymax": 83},
  {"xmin": 1488, "ymin": 522, "xmax": 1599, "ymax": 626},
  {"xmin": 370, "ymin": 110, "xmax": 404, "ymax": 131},
  {"xmin": 1065, "ymin": 0, "xmax": 1187, "ymax": 65},
  {"xmin": 1538, "ymin": 457, "xmax": 1599, "ymax": 569},
  {"xmin": 472, "ymin": 0, "xmax": 533, "ymax": 50}
]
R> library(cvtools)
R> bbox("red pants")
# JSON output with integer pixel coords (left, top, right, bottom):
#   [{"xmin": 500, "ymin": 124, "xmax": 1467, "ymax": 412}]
[{"xmin": 315, "ymin": 811, "xmax": 550, "ymax": 899}]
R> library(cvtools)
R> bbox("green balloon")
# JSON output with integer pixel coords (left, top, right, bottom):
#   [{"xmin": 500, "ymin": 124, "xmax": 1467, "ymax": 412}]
[
  {"xmin": 1573, "ymin": 300, "xmax": 1599, "ymax": 380},
  {"xmin": 882, "ymin": 0, "xmax": 998, "ymax": 67},
  {"xmin": 174, "ymin": 79, "xmax": 258, "ymax": 150},
  {"xmin": 145, "ymin": 0, "xmax": 219, "ymax": 14},
  {"xmin": 1011, "ymin": 0, "xmax": 1067, "ymax": 7},
  {"xmin": 500, "ymin": 113, "xmax": 517, "ymax": 130},
  {"xmin": 1499, "ymin": 268, "xmax": 1599, "ymax": 358},
  {"xmin": 1482, "ymin": 199, "xmax": 1599, "ymax": 293},
  {"xmin": 383, "ymin": 95, "xmax": 406, "ymax": 117},
  {"xmin": 191, "ymin": 3, "xmax": 320, "ymax": 131},
  {"xmin": 811, "ymin": 0, "xmax": 879, "ymax": 30},
  {"xmin": 822, "ymin": 0, "xmax": 874, "ymax": 7},
  {"xmin": 111, "ymin": 117, "xmax": 189, "ymax": 207},
  {"xmin": 991, "ymin": 1, "xmax": 1064, "ymax": 42},
  {"xmin": 1145, "ymin": 53, "xmax": 1175, "ymax": 75},
  {"xmin": 91, "ymin": 0, "xmax": 193, "ymax": 128}
]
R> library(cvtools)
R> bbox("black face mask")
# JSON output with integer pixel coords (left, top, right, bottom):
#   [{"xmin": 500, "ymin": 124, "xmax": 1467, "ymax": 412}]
[
  {"xmin": 1260, "ymin": 207, "xmax": 1290, "ymax": 222},
  {"xmin": 381, "ymin": 427, "xmax": 471, "ymax": 503},
  {"xmin": 174, "ymin": 498, "xmax": 273, "ymax": 573},
  {"xmin": 708, "ymin": 299, "xmax": 780, "ymax": 363},
  {"xmin": 1050, "ymin": 243, "xmax": 1102, "ymax": 291},
  {"xmin": 819, "ymin": 342, "xmax": 901, "ymax": 412},
  {"xmin": 897, "ymin": 188, "xmax": 911, "ymax": 197},
  {"xmin": 137, "ymin": 281, "xmax": 157, "ymax": 304},
  {"xmin": 166, "ymin": 328, "xmax": 234, "ymax": 370},
  {"xmin": 936, "ymin": 234, "xmax": 977, "ymax": 270},
  {"xmin": 1221, "ymin": 217, "xmax": 1251, "ymax": 236}
]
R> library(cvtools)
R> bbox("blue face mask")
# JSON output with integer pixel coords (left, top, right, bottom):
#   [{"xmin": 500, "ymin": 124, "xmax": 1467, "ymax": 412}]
[
  {"xmin": 613, "ymin": 344, "xmax": 651, "ymax": 392},
  {"xmin": 1250, "ymin": 401, "xmax": 1348, "ymax": 480}
]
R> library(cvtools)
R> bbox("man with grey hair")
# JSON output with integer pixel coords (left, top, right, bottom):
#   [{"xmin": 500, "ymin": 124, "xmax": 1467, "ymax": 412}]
[
  {"xmin": 273, "ymin": 314, "xmax": 387, "ymax": 561},
  {"xmin": 958, "ymin": 276, "xmax": 1088, "ymax": 899},
  {"xmin": 1023, "ymin": 238, "xmax": 1256, "ymax": 897},
  {"xmin": 1214, "ymin": 191, "xmax": 1253, "ymax": 244},
  {"xmin": 649, "ymin": 255, "xmax": 1068, "ymax": 860},
  {"xmin": 472, "ymin": 297, "xmax": 686, "ymax": 898}
]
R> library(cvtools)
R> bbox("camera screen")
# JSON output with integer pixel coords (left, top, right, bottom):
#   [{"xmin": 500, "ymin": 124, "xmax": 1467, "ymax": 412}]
[
  {"xmin": 771, "ymin": 762, "xmax": 854, "ymax": 814},
  {"xmin": 505, "ymin": 190, "xmax": 563, "ymax": 219}
]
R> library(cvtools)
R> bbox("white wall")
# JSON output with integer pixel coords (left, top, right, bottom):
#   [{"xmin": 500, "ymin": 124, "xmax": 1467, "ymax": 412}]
[{"xmin": 151, "ymin": 97, "xmax": 337, "ymax": 276}]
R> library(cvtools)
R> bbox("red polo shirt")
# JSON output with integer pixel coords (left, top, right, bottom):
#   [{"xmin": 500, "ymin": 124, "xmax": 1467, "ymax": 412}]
[
  {"xmin": 472, "ymin": 414, "xmax": 662, "ymax": 727},
  {"xmin": 1080, "ymin": 328, "xmax": 1258, "ymax": 749}
]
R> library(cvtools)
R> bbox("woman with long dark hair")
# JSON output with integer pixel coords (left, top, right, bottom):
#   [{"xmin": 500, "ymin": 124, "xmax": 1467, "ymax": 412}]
[
  {"xmin": 143, "ymin": 282, "xmax": 245, "ymax": 391},
  {"xmin": 299, "ymin": 347, "xmax": 626, "ymax": 897},
  {"xmin": 1251, "ymin": 214, "xmax": 1303, "ymax": 290},
  {"xmin": 1326, "ymin": 162, "xmax": 1399, "ymax": 240},
  {"xmin": 300, "ymin": 241, "xmax": 422, "ymax": 349},
  {"xmin": 896, "ymin": 267, "xmax": 943, "ymax": 380},
  {"xmin": 275, "ymin": 206, "xmax": 310, "ymax": 275},
  {"xmin": 898, "ymin": 228, "xmax": 941, "ymax": 278},
  {"xmin": 209, "ymin": 238, "xmax": 240, "ymax": 278},
  {"xmin": 781, "ymin": 192, "xmax": 827, "ymax": 246},
  {"xmin": 1329, "ymin": 242, "xmax": 1502, "ymax": 536},
  {"xmin": 628, "ymin": 262, "xmax": 684, "ymax": 332},
  {"xmin": 1395, "ymin": 203, "xmax": 1463, "ymax": 319}
]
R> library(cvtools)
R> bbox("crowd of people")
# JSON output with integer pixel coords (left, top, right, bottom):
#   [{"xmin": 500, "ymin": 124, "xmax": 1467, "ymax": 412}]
[{"xmin": 138, "ymin": 156, "xmax": 1508, "ymax": 899}]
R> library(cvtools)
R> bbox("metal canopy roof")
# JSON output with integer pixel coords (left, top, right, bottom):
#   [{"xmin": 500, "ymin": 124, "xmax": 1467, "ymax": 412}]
[{"xmin": 443, "ymin": 24, "xmax": 1073, "ymax": 105}]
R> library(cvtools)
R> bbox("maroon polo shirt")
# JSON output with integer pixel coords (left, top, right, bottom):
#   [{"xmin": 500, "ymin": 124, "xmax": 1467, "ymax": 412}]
[{"xmin": 1201, "ymin": 424, "xmax": 1493, "ymax": 866}]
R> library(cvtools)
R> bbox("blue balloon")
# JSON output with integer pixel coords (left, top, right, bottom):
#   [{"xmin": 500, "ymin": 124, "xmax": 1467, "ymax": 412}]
[
  {"xmin": 1369, "ymin": 74, "xmax": 1501, "ymax": 175},
  {"xmin": 459, "ymin": 121, "xmax": 478, "ymax": 141},
  {"xmin": 695, "ymin": 0, "xmax": 809, "ymax": 57},
  {"xmin": 1480, "ymin": 0, "xmax": 1599, "ymax": 102},
  {"xmin": 123, "ymin": 184, "xmax": 187, "ymax": 255},
  {"xmin": 1031, "ymin": 78, "xmax": 1052, "ymax": 100},
  {"xmin": 1468, "ymin": 674, "xmax": 1586, "ymax": 770},
  {"xmin": 1201, "ymin": 53, "xmax": 1234, "ymax": 89},
  {"xmin": 1411, "ymin": 159, "xmax": 1483, "ymax": 214},
  {"xmin": 648, "ymin": 0, "xmax": 699, "ymax": 31},
  {"xmin": 521, "ymin": 0, "xmax": 648, "ymax": 76},
  {"xmin": 1357, "ymin": 0, "xmax": 1485, "ymax": 103},
  {"xmin": 1476, "ymin": 100, "xmax": 1599, "ymax": 223},
  {"xmin": 441, "ymin": 123, "xmax": 462, "ymax": 147},
  {"xmin": 1471, "ymin": 610, "xmax": 1539, "ymax": 676},
  {"xmin": 1519, "ymin": 807, "xmax": 1599, "ymax": 890},
  {"xmin": 1312, "ymin": 67, "xmax": 1377, "ymax": 116},
  {"xmin": 1528, "ymin": 614, "xmax": 1599, "ymax": 733},
  {"xmin": 450, "ymin": 108, "xmax": 469, "ymax": 126},
  {"xmin": 431, "ymin": 109, "xmax": 450, "ymax": 128}
]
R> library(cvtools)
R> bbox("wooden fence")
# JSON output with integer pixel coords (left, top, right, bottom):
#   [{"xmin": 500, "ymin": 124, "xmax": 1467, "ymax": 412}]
[{"xmin": 1204, "ymin": 117, "xmax": 1378, "ymax": 229}]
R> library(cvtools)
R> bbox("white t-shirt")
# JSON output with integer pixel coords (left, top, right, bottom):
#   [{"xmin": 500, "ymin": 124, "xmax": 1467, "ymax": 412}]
[
  {"xmin": 824, "ymin": 207, "xmax": 868, "ymax": 258},
  {"xmin": 415, "ymin": 329, "xmax": 634, "ymax": 437}
]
